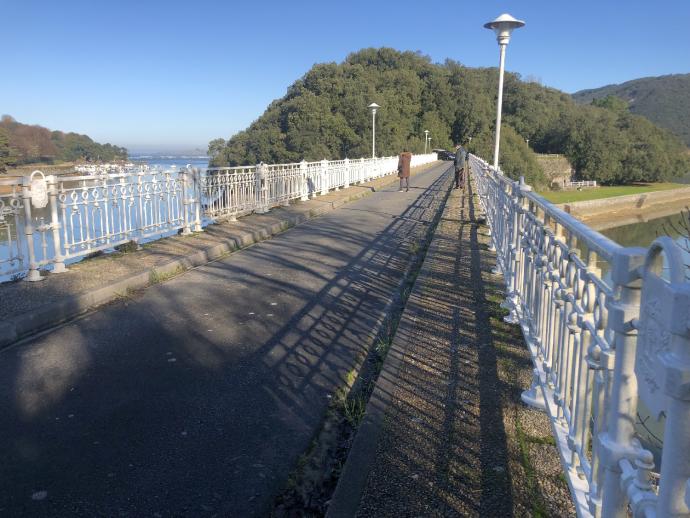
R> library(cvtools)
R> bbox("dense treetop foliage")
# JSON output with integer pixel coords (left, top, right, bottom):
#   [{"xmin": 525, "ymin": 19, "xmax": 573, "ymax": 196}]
[
  {"xmin": 210, "ymin": 48, "xmax": 689, "ymax": 187},
  {"xmin": 0, "ymin": 115, "xmax": 127, "ymax": 172},
  {"xmin": 573, "ymin": 73, "xmax": 690, "ymax": 146}
]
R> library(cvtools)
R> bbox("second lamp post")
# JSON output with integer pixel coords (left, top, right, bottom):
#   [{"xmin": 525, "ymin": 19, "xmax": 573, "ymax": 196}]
[{"xmin": 368, "ymin": 103, "xmax": 380, "ymax": 158}]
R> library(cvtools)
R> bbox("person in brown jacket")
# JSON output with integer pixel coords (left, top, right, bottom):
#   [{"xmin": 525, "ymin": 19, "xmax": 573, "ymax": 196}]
[{"xmin": 397, "ymin": 150, "xmax": 412, "ymax": 192}]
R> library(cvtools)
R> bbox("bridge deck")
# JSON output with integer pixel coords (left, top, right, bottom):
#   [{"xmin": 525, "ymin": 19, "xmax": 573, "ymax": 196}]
[{"xmin": 0, "ymin": 163, "xmax": 450, "ymax": 516}]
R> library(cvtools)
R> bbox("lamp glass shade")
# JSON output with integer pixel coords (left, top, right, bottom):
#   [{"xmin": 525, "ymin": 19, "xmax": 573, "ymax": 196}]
[{"xmin": 484, "ymin": 13, "xmax": 525, "ymax": 43}]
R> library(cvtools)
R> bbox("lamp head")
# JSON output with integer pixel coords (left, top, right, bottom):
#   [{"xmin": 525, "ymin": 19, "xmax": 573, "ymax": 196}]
[
  {"xmin": 368, "ymin": 102, "xmax": 380, "ymax": 114},
  {"xmin": 484, "ymin": 13, "xmax": 525, "ymax": 45}
]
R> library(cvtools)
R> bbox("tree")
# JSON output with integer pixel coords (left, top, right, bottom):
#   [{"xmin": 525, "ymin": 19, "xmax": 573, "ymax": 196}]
[
  {"xmin": 0, "ymin": 127, "xmax": 18, "ymax": 173},
  {"xmin": 208, "ymin": 48, "xmax": 690, "ymax": 185},
  {"xmin": 0, "ymin": 115, "xmax": 126, "ymax": 165}
]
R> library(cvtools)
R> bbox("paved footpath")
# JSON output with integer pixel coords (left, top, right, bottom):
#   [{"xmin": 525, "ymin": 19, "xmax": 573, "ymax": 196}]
[
  {"xmin": 328, "ymin": 175, "xmax": 574, "ymax": 517},
  {"xmin": 0, "ymin": 163, "xmax": 452, "ymax": 516}
]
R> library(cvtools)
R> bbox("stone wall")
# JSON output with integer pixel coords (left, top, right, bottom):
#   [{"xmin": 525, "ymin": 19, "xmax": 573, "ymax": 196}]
[{"xmin": 535, "ymin": 154, "xmax": 573, "ymax": 187}]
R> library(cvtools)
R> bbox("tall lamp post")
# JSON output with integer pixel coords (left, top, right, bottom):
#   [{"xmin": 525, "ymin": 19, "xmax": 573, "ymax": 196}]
[
  {"xmin": 424, "ymin": 129, "xmax": 429, "ymax": 154},
  {"xmin": 484, "ymin": 13, "xmax": 525, "ymax": 170},
  {"xmin": 368, "ymin": 103, "xmax": 380, "ymax": 158}
]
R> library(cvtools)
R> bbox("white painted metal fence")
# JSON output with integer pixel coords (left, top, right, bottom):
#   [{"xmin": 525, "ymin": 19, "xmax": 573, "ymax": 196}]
[
  {"xmin": 470, "ymin": 153, "xmax": 690, "ymax": 517},
  {"xmin": 0, "ymin": 153, "xmax": 437, "ymax": 281},
  {"xmin": 565, "ymin": 180, "xmax": 598, "ymax": 189}
]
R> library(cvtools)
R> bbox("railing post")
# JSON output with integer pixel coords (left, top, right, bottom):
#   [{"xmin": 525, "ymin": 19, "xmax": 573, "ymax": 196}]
[
  {"xmin": 47, "ymin": 175, "xmax": 66, "ymax": 273},
  {"xmin": 191, "ymin": 167, "xmax": 203, "ymax": 232},
  {"xmin": 255, "ymin": 162, "xmax": 269, "ymax": 213},
  {"xmin": 21, "ymin": 177, "xmax": 42, "ymax": 282},
  {"xmin": 634, "ymin": 238, "xmax": 690, "ymax": 516},
  {"xmin": 502, "ymin": 178, "xmax": 522, "ymax": 323},
  {"xmin": 598, "ymin": 247, "xmax": 645, "ymax": 517},
  {"xmin": 344, "ymin": 157, "xmax": 350, "ymax": 188},
  {"xmin": 300, "ymin": 160, "xmax": 309, "ymax": 201},
  {"xmin": 320, "ymin": 159, "xmax": 329, "ymax": 196},
  {"xmin": 181, "ymin": 167, "xmax": 193, "ymax": 235}
]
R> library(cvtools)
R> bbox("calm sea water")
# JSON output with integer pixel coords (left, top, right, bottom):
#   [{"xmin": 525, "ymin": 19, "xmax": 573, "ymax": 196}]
[
  {"xmin": 601, "ymin": 212, "xmax": 685, "ymax": 247},
  {"xmin": 129, "ymin": 155, "xmax": 209, "ymax": 171}
]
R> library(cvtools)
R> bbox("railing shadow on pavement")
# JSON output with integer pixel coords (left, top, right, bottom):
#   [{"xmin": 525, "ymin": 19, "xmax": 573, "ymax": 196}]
[{"xmin": 353, "ymin": 177, "xmax": 537, "ymax": 516}]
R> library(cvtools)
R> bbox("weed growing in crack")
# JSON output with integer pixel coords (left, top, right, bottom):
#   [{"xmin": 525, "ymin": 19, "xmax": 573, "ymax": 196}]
[{"xmin": 341, "ymin": 396, "xmax": 366, "ymax": 427}]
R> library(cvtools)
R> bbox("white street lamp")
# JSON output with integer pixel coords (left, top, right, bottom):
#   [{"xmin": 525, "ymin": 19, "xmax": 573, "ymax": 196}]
[
  {"xmin": 424, "ymin": 129, "xmax": 429, "ymax": 154},
  {"xmin": 484, "ymin": 13, "xmax": 525, "ymax": 170},
  {"xmin": 368, "ymin": 103, "xmax": 380, "ymax": 158}
]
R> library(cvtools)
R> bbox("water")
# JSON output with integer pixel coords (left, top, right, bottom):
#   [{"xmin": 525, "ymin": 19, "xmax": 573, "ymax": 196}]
[
  {"xmin": 129, "ymin": 155, "xmax": 209, "ymax": 172},
  {"xmin": 600, "ymin": 211, "xmax": 686, "ymax": 248}
]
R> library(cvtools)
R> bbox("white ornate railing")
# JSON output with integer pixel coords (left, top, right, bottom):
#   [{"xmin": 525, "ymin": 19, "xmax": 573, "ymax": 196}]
[
  {"xmin": 0, "ymin": 153, "xmax": 437, "ymax": 281},
  {"xmin": 471, "ymin": 153, "xmax": 690, "ymax": 517}
]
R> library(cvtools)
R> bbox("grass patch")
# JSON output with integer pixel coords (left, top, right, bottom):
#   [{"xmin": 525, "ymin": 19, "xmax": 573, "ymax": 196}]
[
  {"xmin": 149, "ymin": 265, "xmax": 185, "ymax": 285},
  {"xmin": 515, "ymin": 417, "xmax": 550, "ymax": 518},
  {"xmin": 539, "ymin": 182, "xmax": 685, "ymax": 204}
]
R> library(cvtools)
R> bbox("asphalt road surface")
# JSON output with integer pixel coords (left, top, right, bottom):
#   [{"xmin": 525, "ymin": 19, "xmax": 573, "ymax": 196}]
[{"xmin": 0, "ymin": 162, "xmax": 451, "ymax": 517}]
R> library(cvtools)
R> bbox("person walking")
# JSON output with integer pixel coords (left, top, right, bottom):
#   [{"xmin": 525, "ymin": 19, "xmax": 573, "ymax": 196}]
[
  {"xmin": 398, "ymin": 149, "xmax": 412, "ymax": 192},
  {"xmin": 453, "ymin": 145, "xmax": 466, "ymax": 189}
]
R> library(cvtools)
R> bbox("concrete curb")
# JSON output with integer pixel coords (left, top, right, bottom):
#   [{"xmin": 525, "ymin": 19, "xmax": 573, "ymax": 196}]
[
  {"xmin": 0, "ymin": 164, "xmax": 439, "ymax": 350},
  {"xmin": 560, "ymin": 185, "xmax": 690, "ymax": 217},
  {"xmin": 326, "ymin": 174, "xmax": 456, "ymax": 518}
]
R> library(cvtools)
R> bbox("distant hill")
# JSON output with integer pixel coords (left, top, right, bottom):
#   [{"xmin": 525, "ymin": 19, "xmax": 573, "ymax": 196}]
[
  {"xmin": 573, "ymin": 74, "xmax": 690, "ymax": 146},
  {"xmin": 0, "ymin": 115, "xmax": 127, "ymax": 172}
]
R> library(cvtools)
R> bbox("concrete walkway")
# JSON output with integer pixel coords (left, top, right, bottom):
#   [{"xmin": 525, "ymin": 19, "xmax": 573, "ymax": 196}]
[
  {"xmin": 0, "ymin": 163, "xmax": 452, "ymax": 516},
  {"xmin": 328, "ymin": 175, "xmax": 575, "ymax": 516}
]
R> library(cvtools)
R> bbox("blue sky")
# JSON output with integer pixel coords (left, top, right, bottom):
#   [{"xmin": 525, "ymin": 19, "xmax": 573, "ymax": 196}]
[{"xmin": 3, "ymin": 0, "xmax": 689, "ymax": 152}]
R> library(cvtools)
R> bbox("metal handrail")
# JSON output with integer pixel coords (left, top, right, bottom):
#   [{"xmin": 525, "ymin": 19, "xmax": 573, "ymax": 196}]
[{"xmin": 471, "ymin": 153, "xmax": 690, "ymax": 517}]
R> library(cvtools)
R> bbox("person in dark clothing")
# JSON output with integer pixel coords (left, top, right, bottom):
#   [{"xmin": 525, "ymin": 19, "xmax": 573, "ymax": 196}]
[
  {"xmin": 398, "ymin": 150, "xmax": 412, "ymax": 192},
  {"xmin": 453, "ymin": 145, "xmax": 466, "ymax": 189}
]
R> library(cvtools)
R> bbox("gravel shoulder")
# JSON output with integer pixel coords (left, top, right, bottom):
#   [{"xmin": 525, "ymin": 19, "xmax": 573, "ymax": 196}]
[{"xmin": 330, "ymin": 171, "xmax": 575, "ymax": 517}]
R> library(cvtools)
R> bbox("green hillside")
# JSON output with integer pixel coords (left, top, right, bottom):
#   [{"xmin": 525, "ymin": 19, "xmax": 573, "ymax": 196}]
[
  {"xmin": 0, "ymin": 115, "xmax": 127, "ymax": 173},
  {"xmin": 573, "ymin": 73, "xmax": 690, "ymax": 146},
  {"xmin": 210, "ymin": 48, "xmax": 690, "ymax": 187}
]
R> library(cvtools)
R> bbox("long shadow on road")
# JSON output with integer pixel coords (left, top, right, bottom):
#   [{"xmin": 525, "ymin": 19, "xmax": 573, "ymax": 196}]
[{"xmin": 0, "ymin": 164, "xmax": 451, "ymax": 516}]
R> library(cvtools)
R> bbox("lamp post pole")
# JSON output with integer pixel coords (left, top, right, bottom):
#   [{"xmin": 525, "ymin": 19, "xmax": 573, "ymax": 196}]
[
  {"xmin": 424, "ymin": 130, "xmax": 429, "ymax": 154},
  {"xmin": 368, "ymin": 103, "xmax": 380, "ymax": 158},
  {"xmin": 484, "ymin": 13, "xmax": 525, "ymax": 171}
]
